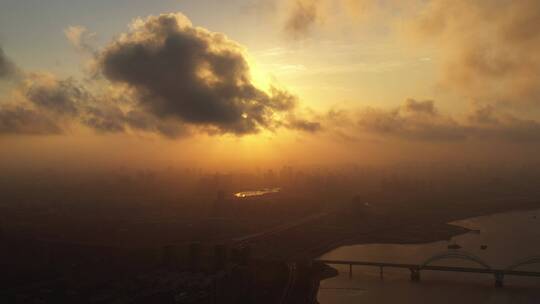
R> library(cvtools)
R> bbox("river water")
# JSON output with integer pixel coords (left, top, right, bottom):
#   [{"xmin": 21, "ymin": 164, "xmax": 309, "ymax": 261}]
[{"xmin": 317, "ymin": 209, "xmax": 540, "ymax": 303}]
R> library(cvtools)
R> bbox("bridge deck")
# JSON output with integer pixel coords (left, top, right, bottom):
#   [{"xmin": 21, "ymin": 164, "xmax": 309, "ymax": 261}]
[{"xmin": 317, "ymin": 260, "xmax": 540, "ymax": 277}]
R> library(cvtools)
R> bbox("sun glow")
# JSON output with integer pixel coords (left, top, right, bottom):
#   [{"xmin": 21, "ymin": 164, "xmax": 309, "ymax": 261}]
[{"xmin": 247, "ymin": 55, "xmax": 273, "ymax": 93}]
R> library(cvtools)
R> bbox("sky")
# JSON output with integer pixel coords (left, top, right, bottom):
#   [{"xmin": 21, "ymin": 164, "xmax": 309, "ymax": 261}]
[{"xmin": 1, "ymin": 0, "xmax": 540, "ymax": 171}]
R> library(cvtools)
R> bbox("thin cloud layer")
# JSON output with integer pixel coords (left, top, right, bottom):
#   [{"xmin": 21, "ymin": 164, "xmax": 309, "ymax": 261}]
[
  {"xmin": 357, "ymin": 99, "xmax": 465, "ymax": 141},
  {"xmin": 466, "ymin": 104, "xmax": 540, "ymax": 142},
  {"xmin": 410, "ymin": 0, "xmax": 540, "ymax": 105},
  {"xmin": 280, "ymin": 0, "xmax": 540, "ymax": 105},
  {"xmin": 343, "ymin": 99, "xmax": 540, "ymax": 143},
  {"xmin": 64, "ymin": 26, "xmax": 97, "ymax": 54},
  {"xmin": 98, "ymin": 13, "xmax": 304, "ymax": 135}
]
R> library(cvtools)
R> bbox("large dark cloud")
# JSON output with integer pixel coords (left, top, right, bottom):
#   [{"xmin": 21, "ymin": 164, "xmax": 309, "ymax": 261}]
[
  {"xmin": 2, "ymin": 13, "xmax": 319, "ymax": 138},
  {"xmin": 99, "ymin": 13, "xmax": 300, "ymax": 135},
  {"xmin": 0, "ymin": 40, "xmax": 193, "ymax": 137}
]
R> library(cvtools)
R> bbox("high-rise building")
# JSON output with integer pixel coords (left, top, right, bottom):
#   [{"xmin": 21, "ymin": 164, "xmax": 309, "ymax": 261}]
[{"xmin": 212, "ymin": 190, "xmax": 227, "ymax": 217}]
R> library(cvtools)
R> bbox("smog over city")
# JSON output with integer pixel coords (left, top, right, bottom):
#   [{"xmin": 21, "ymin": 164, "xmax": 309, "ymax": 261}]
[{"xmin": 2, "ymin": 1, "xmax": 540, "ymax": 303}]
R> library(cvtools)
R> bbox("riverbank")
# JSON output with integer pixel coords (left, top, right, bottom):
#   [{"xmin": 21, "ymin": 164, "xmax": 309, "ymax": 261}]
[
  {"xmin": 312, "ymin": 197, "xmax": 540, "ymax": 259},
  {"xmin": 247, "ymin": 195, "xmax": 540, "ymax": 261}
]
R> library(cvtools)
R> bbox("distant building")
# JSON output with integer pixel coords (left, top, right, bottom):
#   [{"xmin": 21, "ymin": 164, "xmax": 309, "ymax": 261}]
[
  {"xmin": 345, "ymin": 195, "xmax": 373, "ymax": 218},
  {"xmin": 212, "ymin": 190, "xmax": 229, "ymax": 217}
]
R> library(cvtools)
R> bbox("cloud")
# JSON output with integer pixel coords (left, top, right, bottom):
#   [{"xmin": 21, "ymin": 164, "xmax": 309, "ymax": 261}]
[
  {"xmin": 278, "ymin": 0, "xmax": 540, "ymax": 106},
  {"xmin": 403, "ymin": 99, "xmax": 436, "ymax": 115},
  {"xmin": 408, "ymin": 0, "xmax": 540, "ymax": 105},
  {"xmin": 123, "ymin": 110, "xmax": 188, "ymax": 138},
  {"xmin": 280, "ymin": 0, "xmax": 413, "ymax": 39},
  {"xmin": 285, "ymin": 116, "xmax": 322, "ymax": 132},
  {"xmin": 64, "ymin": 26, "xmax": 97, "ymax": 54},
  {"xmin": 97, "ymin": 13, "xmax": 306, "ymax": 135},
  {"xmin": 1, "ymin": 73, "xmax": 120, "ymax": 136},
  {"xmin": 0, "ymin": 106, "xmax": 61, "ymax": 135},
  {"xmin": 2, "ymin": 14, "xmax": 318, "ymax": 138},
  {"xmin": 16, "ymin": 74, "xmax": 189, "ymax": 137},
  {"xmin": 284, "ymin": 0, "xmax": 320, "ymax": 38},
  {"xmin": 324, "ymin": 98, "xmax": 540, "ymax": 143},
  {"xmin": 0, "ymin": 53, "xmax": 67, "ymax": 135},
  {"xmin": 466, "ymin": 104, "xmax": 540, "ymax": 142},
  {"xmin": 357, "ymin": 99, "xmax": 466, "ymax": 141},
  {"xmin": 82, "ymin": 104, "xmax": 126, "ymax": 133},
  {"xmin": 24, "ymin": 75, "xmax": 86, "ymax": 116},
  {"xmin": 0, "ymin": 74, "xmax": 120, "ymax": 135},
  {"xmin": 0, "ymin": 47, "xmax": 18, "ymax": 80}
]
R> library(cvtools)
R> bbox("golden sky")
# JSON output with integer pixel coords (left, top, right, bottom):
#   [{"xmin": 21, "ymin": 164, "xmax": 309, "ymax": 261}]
[{"xmin": 1, "ymin": 0, "xmax": 540, "ymax": 170}]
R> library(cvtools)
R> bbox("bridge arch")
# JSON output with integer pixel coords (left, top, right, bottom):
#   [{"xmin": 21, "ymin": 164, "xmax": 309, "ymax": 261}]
[
  {"xmin": 505, "ymin": 256, "xmax": 540, "ymax": 271},
  {"xmin": 420, "ymin": 250, "xmax": 491, "ymax": 270}
]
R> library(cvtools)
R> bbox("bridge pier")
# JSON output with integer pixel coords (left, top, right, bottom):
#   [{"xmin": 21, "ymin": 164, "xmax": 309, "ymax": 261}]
[
  {"xmin": 380, "ymin": 266, "xmax": 384, "ymax": 280},
  {"xmin": 410, "ymin": 268, "xmax": 421, "ymax": 282},
  {"xmin": 495, "ymin": 273, "xmax": 504, "ymax": 288},
  {"xmin": 349, "ymin": 264, "xmax": 353, "ymax": 279}
]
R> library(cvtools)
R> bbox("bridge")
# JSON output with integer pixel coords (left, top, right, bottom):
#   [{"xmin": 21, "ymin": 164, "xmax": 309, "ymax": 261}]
[{"xmin": 317, "ymin": 251, "xmax": 540, "ymax": 288}]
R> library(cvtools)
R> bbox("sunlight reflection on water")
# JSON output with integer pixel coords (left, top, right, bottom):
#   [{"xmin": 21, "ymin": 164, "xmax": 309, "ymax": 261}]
[{"xmin": 234, "ymin": 187, "xmax": 281, "ymax": 198}]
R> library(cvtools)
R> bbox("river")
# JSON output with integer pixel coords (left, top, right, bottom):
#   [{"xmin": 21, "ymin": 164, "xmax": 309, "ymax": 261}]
[{"xmin": 317, "ymin": 209, "xmax": 540, "ymax": 303}]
